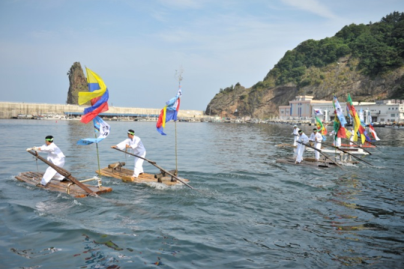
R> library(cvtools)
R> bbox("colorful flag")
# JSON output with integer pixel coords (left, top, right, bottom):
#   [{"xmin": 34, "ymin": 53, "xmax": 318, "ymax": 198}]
[
  {"xmin": 315, "ymin": 116, "xmax": 327, "ymax": 135},
  {"xmin": 79, "ymin": 68, "xmax": 109, "ymax": 124},
  {"xmin": 368, "ymin": 124, "xmax": 380, "ymax": 141},
  {"xmin": 156, "ymin": 88, "xmax": 182, "ymax": 135},
  {"xmin": 333, "ymin": 97, "xmax": 347, "ymax": 127},
  {"xmin": 347, "ymin": 94, "xmax": 366, "ymax": 144},
  {"xmin": 77, "ymin": 116, "xmax": 110, "ymax": 145},
  {"xmin": 314, "ymin": 108, "xmax": 323, "ymax": 115}
]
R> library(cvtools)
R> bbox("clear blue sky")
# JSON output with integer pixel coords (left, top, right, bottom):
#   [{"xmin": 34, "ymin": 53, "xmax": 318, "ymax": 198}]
[{"xmin": 1, "ymin": 0, "xmax": 403, "ymax": 111}]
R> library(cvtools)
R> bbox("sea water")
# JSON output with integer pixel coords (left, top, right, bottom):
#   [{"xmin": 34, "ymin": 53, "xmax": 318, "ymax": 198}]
[{"xmin": 0, "ymin": 119, "xmax": 403, "ymax": 268}]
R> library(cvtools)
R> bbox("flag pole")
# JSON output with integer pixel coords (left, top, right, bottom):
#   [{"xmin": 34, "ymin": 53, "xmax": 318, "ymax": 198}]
[
  {"xmin": 94, "ymin": 129, "xmax": 102, "ymax": 178},
  {"xmin": 175, "ymin": 68, "xmax": 183, "ymax": 175}
]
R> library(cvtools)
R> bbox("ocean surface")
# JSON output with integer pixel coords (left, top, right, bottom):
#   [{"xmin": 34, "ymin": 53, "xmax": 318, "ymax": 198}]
[{"xmin": 1, "ymin": 119, "xmax": 404, "ymax": 269}]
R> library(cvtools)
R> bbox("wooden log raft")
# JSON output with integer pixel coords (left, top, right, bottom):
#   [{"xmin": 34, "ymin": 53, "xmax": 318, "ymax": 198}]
[
  {"xmin": 15, "ymin": 171, "xmax": 112, "ymax": 198},
  {"xmin": 154, "ymin": 170, "xmax": 177, "ymax": 183},
  {"xmin": 96, "ymin": 163, "xmax": 189, "ymax": 186},
  {"xmin": 276, "ymin": 158, "xmax": 333, "ymax": 168},
  {"xmin": 108, "ymin": 162, "xmax": 125, "ymax": 171}
]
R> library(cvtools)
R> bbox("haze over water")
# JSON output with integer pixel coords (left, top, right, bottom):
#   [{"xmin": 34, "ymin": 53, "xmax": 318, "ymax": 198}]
[{"xmin": 1, "ymin": 119, "xmax": 404, "ymax": 268}]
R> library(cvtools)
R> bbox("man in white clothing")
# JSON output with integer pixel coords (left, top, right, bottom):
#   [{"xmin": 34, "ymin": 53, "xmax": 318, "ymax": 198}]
[
  {"xmin": 309, "ymin": 128, "xmax": 323, "ymax": 161},
  {"xmin": 32, "ymin": 135, "xmax": 66, "ymax": 186},
  {"xmin": 291, "ymin": 125, "xmax": 300, "ymax": 146},
  {"xmin": 111, "ymin": 129, "xmax": 146, "ymax": 180},
  {"xmin": 295, "ymin": 130, "xmax": 309, "ymax": 164},
  {"xmin": 329, "ymin": 130, "xmax": 341, "ymax": 147}
]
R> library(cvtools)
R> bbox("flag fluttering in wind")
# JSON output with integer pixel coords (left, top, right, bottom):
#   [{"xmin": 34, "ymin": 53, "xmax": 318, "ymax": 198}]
[
  {"xmin": 315, "ymin": 115, "xmax": 327, "ymax": 138},
  {"xmin": 332, "ymin": 96, "xmax": 347, "ymax": 139},
  {"xmin": 347, "ymin": 94, "xmax": 366, "ymax": 144},
  {"xmin": 367, "ymin": 114, "xmax": 380, "ymax": 141},
  {"xmin": 314, "ymin": 108, "xmax": 323, "ymax": 115},
  {"xmin": 78, "ymin": 68, "xmax": 109, "ymax": 124},
  {"xmin": 156, "ymin": 88, "xmax": 182, "ymax": 135},
  {"xmin": 77, "ymin": 116, "xmax": 111, "ymax": 145},
  {"xmin": 333, "ymin": 97, "xmax": 347, "ymax": 127},
  {"xmin": 368, "ymin": 124, "xmax": 380, "ymax": 141}
]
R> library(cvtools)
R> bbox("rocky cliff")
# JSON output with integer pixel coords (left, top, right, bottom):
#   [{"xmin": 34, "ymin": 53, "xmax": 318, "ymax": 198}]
[
  {"xmin": 206, "ymin": 12, "xmax": 404, "ymax": 118},
  {"xmin": 66, "ymin": 62, "xmax": 88, "ymax": 105}
]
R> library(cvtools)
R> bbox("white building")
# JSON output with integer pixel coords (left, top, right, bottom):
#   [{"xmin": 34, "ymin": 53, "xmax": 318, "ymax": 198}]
[{"xmin": 279, "ymin": 96, "xmax": 404, "ymax": 124}]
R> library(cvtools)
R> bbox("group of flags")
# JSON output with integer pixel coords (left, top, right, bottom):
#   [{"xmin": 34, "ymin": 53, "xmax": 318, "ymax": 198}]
[
  {"xmin": 77, "ymin": 68, "xmax": 380, "ymax": 148},
  {"xmin": 313, "ymin": 94, "xmax": 380, "ymax": 144},
  {"xmin": 76, "ymin": 67, "xmax": 182, "ymax": 146}
]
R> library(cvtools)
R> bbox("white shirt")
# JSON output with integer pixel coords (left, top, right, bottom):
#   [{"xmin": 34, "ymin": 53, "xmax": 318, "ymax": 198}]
[
  {"xmin": 313, "ymin": 132, "xmax": 323, "ymax": 143},
  {"xmin": 291, "ymin": 127, "xmax": 300, "ymax": 136},
  {"xmin": 38, "ymin": 143, "xmax": 65, "ymax": 164},
  {"xmin": 297, "ymin": 133, "xmax": 309, "ymax": 144},
  {"xmin": 116, "ymin": 136, "xmax": 146, "ymax": 155}
]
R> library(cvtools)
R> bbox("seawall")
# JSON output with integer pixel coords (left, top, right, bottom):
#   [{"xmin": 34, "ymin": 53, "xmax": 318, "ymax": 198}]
[{"xmin": 0, "ymin": 102, "xmax": 204, "ymax": 119}]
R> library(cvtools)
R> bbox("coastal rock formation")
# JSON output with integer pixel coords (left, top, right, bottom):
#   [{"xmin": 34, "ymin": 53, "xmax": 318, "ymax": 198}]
[
  {"xmin": 206, "ymin": 12, "xmax": 404, "ymax": 118},
  {"xmin": 66, "ymin": 62, "xmax": 88, "ymax": 105}
]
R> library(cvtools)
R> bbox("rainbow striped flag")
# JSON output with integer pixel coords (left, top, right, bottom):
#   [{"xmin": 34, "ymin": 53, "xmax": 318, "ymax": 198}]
[
  {"xmin": 156, "ymin": 88, "xmax": 182, "ymax": 135},
  {"xmin": 78, "ymin": 68, "xmax": 109, "ymax": 124}
]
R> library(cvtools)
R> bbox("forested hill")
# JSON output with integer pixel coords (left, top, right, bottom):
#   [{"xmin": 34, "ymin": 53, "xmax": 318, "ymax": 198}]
[{"xmin": 206, "ymin": 11, "xmax": 404, "ymax": 118}]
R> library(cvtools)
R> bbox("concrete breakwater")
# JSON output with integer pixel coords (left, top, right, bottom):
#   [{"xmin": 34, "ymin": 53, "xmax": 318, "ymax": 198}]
[{"xmin": 0, "ymin": 102, "xmax": 204, "ymax": 119}]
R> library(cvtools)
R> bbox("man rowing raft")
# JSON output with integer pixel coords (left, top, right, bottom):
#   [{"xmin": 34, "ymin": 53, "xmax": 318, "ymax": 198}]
[
  {"xmin": 28, "ymin": 135, "xmax": 66, "ymax": 187},
  {"xmin": 309, "ymin": 128, "xmax": 323, "ymax": 161},
  {"xmin": 111, "ymin": 129, "xmax": 146, "ymax": 180},
  {"xmin": 291, "ymin": 125, "xmax": 300, "ymax": 146},
  {"xmin": 295, "ymin": 130, "xmax": 309, "ymax": 164}
]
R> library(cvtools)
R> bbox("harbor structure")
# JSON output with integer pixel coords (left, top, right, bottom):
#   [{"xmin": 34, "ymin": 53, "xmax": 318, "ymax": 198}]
[
  {"xmin": 0, "ymin": 102, "xmax": 204, "ymax": 120},
  {"xmin": 279, "ymin": 95, "xmax": 404, "ymax": 124}
]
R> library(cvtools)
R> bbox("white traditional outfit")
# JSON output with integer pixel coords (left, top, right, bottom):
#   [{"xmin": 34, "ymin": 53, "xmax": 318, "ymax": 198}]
[
  {"xmin": 345, "ymin": 129, "xmax": 355, "ymax": 162},
  {"xmin": 312, "ymin": 132, "xmax": 323, "ymax": 161},
  {"xmin": 291, "ymin": 126, "xmax": 300, "ymax": 146},
  {"xmin": 116, "ymin": 136, "xmax": 146, "ymax": 177},
  {"xmin": 296, "ymin": 132, "xmax": 309, "ymax": 163},
  {"xmin": 349, "ymin": 130, "xmax": 354, "ymax": 147},
  {"xmin": 329, "ymin": 130, "xmax": 341, "ymax": 147},
  {"xmin": 36, "ymin": 143, "xmax": 65, "ymax": 185}
]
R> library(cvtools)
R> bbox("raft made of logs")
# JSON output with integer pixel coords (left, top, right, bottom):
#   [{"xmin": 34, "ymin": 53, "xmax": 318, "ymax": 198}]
[
  {"xmin": 276, "ymin": 158, "xmax": 335, "ymax": 168},
  {"xmin": 306, "ymin": 147, "xmax": 369, "ymax": 155},
  {"xmin": 96, "ymin": 162, "xmax": 189, "ymax": 186},
  {"xmin": 15, "ymin": 172, "xmax": 112, "ymax": 198}
]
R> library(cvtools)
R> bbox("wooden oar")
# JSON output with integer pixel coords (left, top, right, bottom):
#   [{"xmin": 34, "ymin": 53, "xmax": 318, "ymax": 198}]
[
  {"xmin": 342, "ymin": 140, "xmax": 373, "ymax": 155},
  {"xmin": 26, "ymin": 149, "xmax": 97, "ymax": 196},
  {"xmin": 297, "ymin": 141, "xmax": 344, "ymax": 170},
  {"xmin": 322, "ymin": 143, "xmax": 373, "ymax": 166},
  {"xmin": 112, "ymin": 147, "xmax": 194, "ymax": 190}
]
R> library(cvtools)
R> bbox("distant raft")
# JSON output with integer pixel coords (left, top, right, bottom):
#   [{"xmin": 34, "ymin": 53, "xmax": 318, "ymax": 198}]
[
  {"xmin": 276, "ymin": 158, "xmax": 335, "ymax": 168},
  {"xmin": 306, "ymin": 147, "xmax": 369, "ymax": 155},
  {"xmin": 15, "ymin": 172, "xmax": 112, "ymax": 198},
  {"xmin": 96, "ymin": 162, "xmax": 190, "ymax": 186},
  {"xmin": 276, "ymin": 143, "xmax": 296, "ymax": 148}
]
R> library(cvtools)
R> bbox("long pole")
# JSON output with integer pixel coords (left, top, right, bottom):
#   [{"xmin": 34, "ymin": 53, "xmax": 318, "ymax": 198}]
[
  {"xmin": 94, "ymin": 132, "xmax": 102, "ymax": 177},
  {"xmin": 26, "ymin": 149, "xmax": 97, "ymax": 196},
  {"xmin": 322, "ymin": 142, "xmax": 373, "ymax": 166},
  {"xmin": 297, "ymin": 141, "xmax": 344, "ymax": 170},
  {"xmin": 112, "ymin": 147, "xmax": 194, "ymax": 189},
  {"xmin": 345, "ymin": 139, "xmax": 374, "ymax": 155},
  {"xmin": 175, "ymin": 120, "xmax": 178, "ymax": 173},
  {"xmin": 175, "ymin": 68, "xmax": 183, "ymax": 174}
]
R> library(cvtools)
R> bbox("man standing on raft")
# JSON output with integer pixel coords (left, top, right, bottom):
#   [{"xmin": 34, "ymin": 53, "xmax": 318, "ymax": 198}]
[
  {"xmin": 111, "ymin": 129, "xmax": 146, "ymax": 180},
  {"xmin": 295, "ymin": 130, "xmax": 309, "ymax": 164},
  {"xmin": 30, "ymin": 135, "xmax": 66, "ymax": 187}
]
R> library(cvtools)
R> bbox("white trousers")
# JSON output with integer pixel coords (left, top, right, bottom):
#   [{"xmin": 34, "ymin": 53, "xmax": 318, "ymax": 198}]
[
  {"xmin": 314, "ymin": 142, "xmax": 321, "ymax": 160},
  {"xmin": 296, "ymin": 145, "xmax": 305, "ymax": 163},
  {"xmin": 133, "ymin": 152, "xmax": 146, "ymax": 177},
  {"xmin": 41, "ymin": 159, "xmax": 65, "ymax": 185},
  {"xmin": 293, "ymin": 136, "xmax": 298, "ymax": 146}
]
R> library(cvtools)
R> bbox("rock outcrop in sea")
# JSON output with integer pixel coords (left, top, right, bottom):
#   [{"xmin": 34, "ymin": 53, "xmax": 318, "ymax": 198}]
[{"xmin": 66, "ymin": 62, "xmax": 88, "ymax": 105}]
